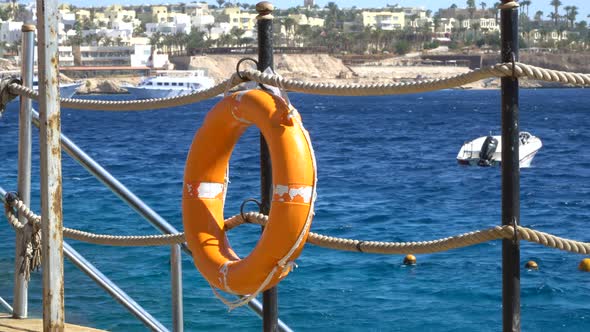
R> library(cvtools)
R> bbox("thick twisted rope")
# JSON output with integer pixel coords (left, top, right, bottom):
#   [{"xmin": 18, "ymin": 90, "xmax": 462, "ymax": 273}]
[
  {"xmin": 240, "ymin": 62, "xmax": 590, "ymax": 96},
  {"xmin": 6, "ymin": 74, "xmax": 245, "ymax": 111},
  {"xmin": 5, "ymin": 196, "xmax": 590, "ymax": 255},
  {"xmin": 4, "ymin": 194, "xmax": 41, "ymax": 281},
  {"xmin": 4, "ymin": 62, "xmax": 590, "ymax": 111}
]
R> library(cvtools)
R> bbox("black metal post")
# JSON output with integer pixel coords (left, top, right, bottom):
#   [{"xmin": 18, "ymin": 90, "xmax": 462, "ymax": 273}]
[
  {"xmin": 500, "ymin": 1, "xmax": 520, "ymax": 331},
  {"xmin": 256, "ymin": 2, "xmax": 277, "ymax": 332}
]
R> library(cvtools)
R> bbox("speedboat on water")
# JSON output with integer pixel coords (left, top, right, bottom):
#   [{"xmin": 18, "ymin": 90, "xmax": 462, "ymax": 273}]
[
  {"xmin": 456, "ymin": 132, "xmax": 542, "ymax": 167},
  {"xmin": 122, "ymin": 70, "xmax": 215, "ymax": 100}
]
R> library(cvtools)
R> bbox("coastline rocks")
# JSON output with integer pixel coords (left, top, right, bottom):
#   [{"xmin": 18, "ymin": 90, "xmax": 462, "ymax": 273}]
[{"xmin": 76, "ymin": 79, "xmax": 130, "ymax": 94}]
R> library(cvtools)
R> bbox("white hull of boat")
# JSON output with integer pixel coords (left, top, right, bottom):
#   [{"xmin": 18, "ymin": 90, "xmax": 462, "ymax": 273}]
[
  {"xmin": 123, "ymin": 86, "xmax": 198, "ymax": 100},
  {"xmin": 59, "ymin": 82, "xmax": 83, "ymax": 98},
  {"xmin": 122, "ymin": 70, "xmax": 215, "ymax": 100},
  {"xmin": 457, "ymin": 132, "xmax": 542, "ymax": 168}
]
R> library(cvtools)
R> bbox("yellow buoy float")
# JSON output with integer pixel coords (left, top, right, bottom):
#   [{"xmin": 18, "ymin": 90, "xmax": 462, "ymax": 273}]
[
  {"xmin": 578, "ymin": 258, "xmax": 590, "ymax": 272},
  {"xmin": 403, "ymin": 254, "xmax": 417, "ymax": 265},
  {"xmin": 524, "ymin": 260, "xmax": 538, "ymax": 270}
]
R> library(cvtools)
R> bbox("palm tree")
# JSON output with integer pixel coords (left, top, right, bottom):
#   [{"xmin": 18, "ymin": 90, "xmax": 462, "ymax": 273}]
[
  {"xmin": 467, "ymin": 0, "xmax": 476, "ymax": 19},
  {"xmin": 282, "ymin": 17, "xmax": 296, "ymax": 46},
  {"xmin": 565, "ymin": 6, "xmax": 578, "ymax": 29},
  {"xmin": 535, "ymin": 10, "xmax": 543, "ymax": 22},
  {"xmin": 493, "ymin": 2, "xmax": 501, "ymax": 22},
  {"xmin": 230, "ymin": 27, "xmax": 245, "ymax": 46},
  {"xmin": 205, "ymin": 24, "xmax": 214, "ymax": 40},
  {"xmin": 480, "ymin": 2, "xmax": 487, "ymax": 11},
  {"xmin": 550, "ymin": 0, "xmax": 561, "ymax": 27},
  {"xmin": 216, "ymin": 0, "xmax": 225, "ymax": 8},
  {"xmin": 520, "ymin": 1, "xmax": 531, "ymax": 19}
]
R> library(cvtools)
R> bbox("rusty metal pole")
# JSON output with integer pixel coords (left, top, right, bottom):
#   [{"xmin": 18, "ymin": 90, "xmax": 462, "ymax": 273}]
[
  {"xmin": 12, "ymin": 23, "xmax": 36, "ymax": 319},
  {"xmin": 36, "ymin": 0, "xmax": 65, "ymax": 329},
  {"xmin": 256, "ymin": 2, "xmax": 277, "ymax": 331},
  {"xmin": 500, "ymin": 1, "xmax": 521, "ymax": 331}
]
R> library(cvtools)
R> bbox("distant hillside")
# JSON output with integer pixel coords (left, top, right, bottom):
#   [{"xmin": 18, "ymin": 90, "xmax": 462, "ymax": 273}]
[
  {"xmin": 483, "ymin": 53, "xmax": 590, "ymax": 73},
  {"xmin": 172, "ymin": 53, "xmax": 353, "ymax": 83}
]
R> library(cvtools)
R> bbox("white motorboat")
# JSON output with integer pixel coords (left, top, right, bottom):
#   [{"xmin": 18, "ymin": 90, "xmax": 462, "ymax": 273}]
[
  {"xmin": 457, "ymin": 132, "xmax": 542, "ymax": 167},
  {"xmin": 122, "ymin": 70, "xmax": 215, "ymax": 100}
]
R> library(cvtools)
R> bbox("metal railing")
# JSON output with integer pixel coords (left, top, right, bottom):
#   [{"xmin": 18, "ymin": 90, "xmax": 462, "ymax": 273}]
[
  {"xmin": 4, "ymin": 4, "xmax": 293, "ymax": 331},
  {"xmin": 3, "ymin": 1, "xmax": 526, "ymax": 332}
]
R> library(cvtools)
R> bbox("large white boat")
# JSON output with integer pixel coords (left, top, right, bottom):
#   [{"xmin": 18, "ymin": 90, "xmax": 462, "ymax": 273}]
[
  {"xmin": 123, "ymin": 70, "xmax": 215, "ymax": 100},
  {"xmin": 457, "ymin": 132, "xmax": 543, "ymax": 167}
]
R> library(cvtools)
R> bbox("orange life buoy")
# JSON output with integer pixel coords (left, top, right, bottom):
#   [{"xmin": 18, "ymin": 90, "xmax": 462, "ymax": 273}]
[{"xmin": 182, "ymin": 89, "xmax": 316, "ymax": 297}]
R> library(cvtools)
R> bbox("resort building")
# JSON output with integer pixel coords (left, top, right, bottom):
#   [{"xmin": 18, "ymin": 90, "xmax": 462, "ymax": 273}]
[
  {"xmin": 75, "ymin": 9, "xmax": 91, "ymax": 22},
  {"xmin": 224, "ymin": 7, "xmax": 258, "ymax": 31},
  {"xmin": 528, "ymin": 29, "xmax": 570, "ymax": 45},
  {"xmin": 186, "ymin": 2, "xmax": 215, "ymax": 29},
  {"xmin": 151, "ymin": 5, "xmax": 168, "ymax": 23},
  {"xmin": 359, "ymin": 10, "xmax": 406, "ymax": 30},
  {"xmin": 288, "ymin": 14, "xmax": 324, "ymax": 28},
  {"xmin": 73, "ymin": 44, "xmax": 153, "ymax": 67},
  {"xmin": 104, "ymin": 5, "xmax": 140, "ymax": 30},
  {"xmin": 0, "ymin": 20, "xmax": 24, "ymax": 45}
]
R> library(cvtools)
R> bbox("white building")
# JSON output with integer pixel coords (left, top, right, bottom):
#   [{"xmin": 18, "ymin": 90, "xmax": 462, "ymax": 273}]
[
  {"xmin": 146, "ymin": 13, "xmax": 191, "ymax": 36},
  {"xmin": 0, "ymin": 21, "xmax": 23, "ymax": 45},
  {"xmin": 186, "ymin": 1, "xmax": 215, "ymax": 29},
  {"xmin": 76, "ymin": 45, "xmax": 153, "ymax": 67}
]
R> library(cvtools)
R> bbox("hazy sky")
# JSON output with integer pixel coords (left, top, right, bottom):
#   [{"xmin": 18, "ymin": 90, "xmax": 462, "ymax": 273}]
[{"xmin": 71, "ymin": 0, "xmax": 590, "ymax": 20}]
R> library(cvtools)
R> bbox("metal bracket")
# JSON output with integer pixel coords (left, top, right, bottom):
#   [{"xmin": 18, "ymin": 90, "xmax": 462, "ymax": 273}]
[
  {"xmin": 240, "ymin": 198, "xmax": 263, "ymax": 223},
  {"xmin": 511, "ymin": 217, "xmax": 519, "ymax": 243},
  {"xmin": 236, "ymin": 57, "xmax": 259, "ymax": 81},
  {"xmin": 510, "ymin": 52, "xmax": 517, "ymax": 80}
]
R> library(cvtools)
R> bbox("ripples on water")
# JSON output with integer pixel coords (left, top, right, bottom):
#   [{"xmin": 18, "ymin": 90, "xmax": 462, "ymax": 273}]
[{"xmin": 1, "ymin": 89, "xmax": 590, "ymax": 331}]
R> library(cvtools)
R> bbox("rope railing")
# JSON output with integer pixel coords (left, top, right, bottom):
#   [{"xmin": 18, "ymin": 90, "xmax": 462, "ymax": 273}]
[
  {"xmin": 3, "ymin": 62, "xmax": 590, "ymax": 112},
  {"xmin": 5, "ymin": 194, "xmax": 590, "ymax": 256}
]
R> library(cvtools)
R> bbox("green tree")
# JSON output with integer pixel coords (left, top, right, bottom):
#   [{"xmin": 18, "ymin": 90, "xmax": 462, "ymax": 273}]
[
  {"xmin": 467, "ymin": 0, "xmax": 476, "ymax": 19},
  {"xmin": 282, "ymin": 17, "xmax": 296, "ymax": 46},
  {"xmin": 520, "ymin": 1, "xmax": 532, "ymax": 18},
  {"xmin": 550, "ymin": 0, "xmax": 561, "ymax": 27},
  {"xmin": 565, "ymin": 6, "xmax": 578, "ymax": 28},
  {"xmin": 230, "ymin": 26, "xmax": 245, "ymax": 46},
  {"xmin": 493, "ymin": 2, "xmax": 501, "ymax": 21},
  {"xmin": 188, "ymin": 27, "xmax": 208, "ymax": 49}
]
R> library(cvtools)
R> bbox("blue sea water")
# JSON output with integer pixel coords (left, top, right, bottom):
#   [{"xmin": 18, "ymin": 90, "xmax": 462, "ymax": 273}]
[{"xmin": 1, "ymin": 89, "xmax": 590, "ymax": 331}]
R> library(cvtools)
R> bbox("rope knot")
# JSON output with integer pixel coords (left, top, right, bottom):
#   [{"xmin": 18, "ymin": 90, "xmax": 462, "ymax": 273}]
[{"xmin": 0, "ymin": 77, "xmax": 22, "ymax": 116}]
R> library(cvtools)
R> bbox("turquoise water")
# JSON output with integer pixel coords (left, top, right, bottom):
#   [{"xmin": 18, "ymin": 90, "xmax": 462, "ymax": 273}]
[{"xmin": 1, "ymin": 89, "xmax": 590, "ymax": 331}]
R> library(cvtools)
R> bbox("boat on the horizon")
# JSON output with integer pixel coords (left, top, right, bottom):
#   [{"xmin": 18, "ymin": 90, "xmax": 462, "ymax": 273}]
[
  {"xmin": 122, "ymin": 70, "xmax": 215, "ymax": 100},
  {"xmin": 457, "ymin": 131, "xmax": 542, "ymax": 167}
]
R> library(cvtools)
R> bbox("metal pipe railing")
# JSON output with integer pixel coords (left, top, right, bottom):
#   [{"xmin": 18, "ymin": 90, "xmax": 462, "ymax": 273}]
[
  {"xmin": 0, "ymin": 185, "xmax": 168, "ymax": 331},
  {"xmin": 1, "ymin": 296, "xmax": 13, "ymax": 314},
  {"xmin": 12, "ymin": 23, "xmax": 35, "ymax": 319},
  {"xmin": 171, "ymin": 244, "xmax": 183, "ymax": 332},
  {"xmin": 30, "ymin": 109, "xmax": 292, "ymax": 331},
  {"xmin": 63, "ymin": 242, "xmax": 169, "ymax": 332}
]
